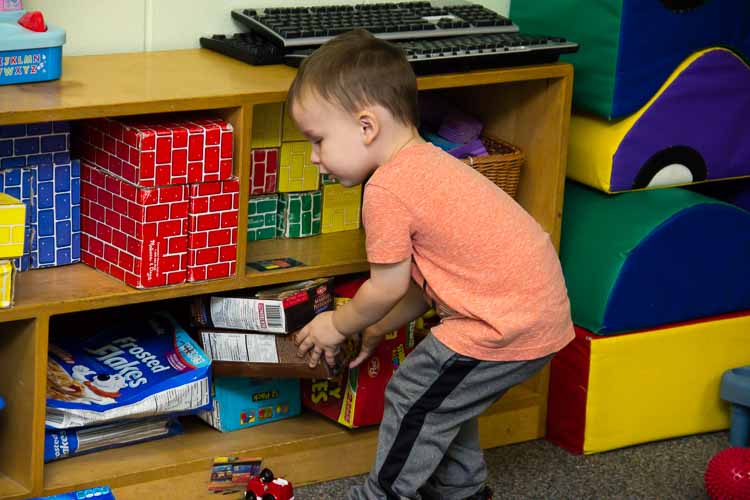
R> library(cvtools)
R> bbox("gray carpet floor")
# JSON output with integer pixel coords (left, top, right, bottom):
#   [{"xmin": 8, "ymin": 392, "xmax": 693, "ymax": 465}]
[{"xmin": 295, "ymin": 431, "xmax": 729, "ymax": 499}]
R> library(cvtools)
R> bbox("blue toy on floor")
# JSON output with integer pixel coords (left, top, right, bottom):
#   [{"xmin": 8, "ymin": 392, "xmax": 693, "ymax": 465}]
[{"xmin": 721, "ymin": 366, "xmax": 750, "ymax": 447}]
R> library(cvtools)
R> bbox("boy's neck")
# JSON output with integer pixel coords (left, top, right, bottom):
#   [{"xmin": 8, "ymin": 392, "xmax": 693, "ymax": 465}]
[{"xmin": 377, "ymin": 123, "xmax": 426, "ymax": 166}]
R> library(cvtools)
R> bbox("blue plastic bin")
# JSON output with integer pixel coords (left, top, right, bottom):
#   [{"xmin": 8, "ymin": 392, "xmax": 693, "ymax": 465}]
[{"xmin": 0, "ymin": 10, "xmax": 65, "ymax": 85}]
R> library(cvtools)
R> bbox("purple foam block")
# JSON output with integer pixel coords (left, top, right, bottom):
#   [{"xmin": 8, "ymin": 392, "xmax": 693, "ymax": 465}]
[
  {"xmin": 448, "ymin": 139, "xmax": 488, "ymax": 159},
  {"xmin": 438, "ymin": 109, "xmax": 483, "ymax": 144}
]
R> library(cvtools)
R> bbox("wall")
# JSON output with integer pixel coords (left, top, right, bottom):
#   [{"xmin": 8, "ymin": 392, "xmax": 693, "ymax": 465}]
[{"xmin": 24, "ymin": 0, "xmax": 511, "ymax": 56}]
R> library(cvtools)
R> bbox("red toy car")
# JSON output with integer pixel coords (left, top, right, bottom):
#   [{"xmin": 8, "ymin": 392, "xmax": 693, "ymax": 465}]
[{"xmin": 244, "ymin": 468, "xmax": 294, "ymax": 500}]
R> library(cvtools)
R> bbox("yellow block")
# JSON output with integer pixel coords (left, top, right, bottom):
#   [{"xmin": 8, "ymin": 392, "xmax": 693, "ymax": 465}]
[
  {"xmin": 251, "ymin": 102, "xmax": 283, "ymax": 149},
  {"xmin": 0, "ymin": 193, "xmax": 26, "ymax": 259},
  {"xmin": 322, "ymin": 182, "xmax": 362, "ymax": 233},
  {"xmin": 0, "ymin": 260, "xmax": 14, "ymax": 308},
  {"xmin": 282, "ymin": 103, "xmax": 307, "ymax": 142},
  {"xmin": 279, "ymin": 141, "xmax": 320, "ymax": 192},
  {"xmin": 584, "ymin": 312, "xmax": 750, "ymax": 454}
]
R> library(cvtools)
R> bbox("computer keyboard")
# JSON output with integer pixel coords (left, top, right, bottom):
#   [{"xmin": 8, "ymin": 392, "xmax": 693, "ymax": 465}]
[
  {"xmin": 283, "ymin": 33, "xmax": 580, "ymax": 74},
  {"xmin": 231, "ymin": 1, "xmax": 517, "ymax": 48},
  {"xmin": 199, "ymin": 32, "xmax": 285, "ymax": 65}
]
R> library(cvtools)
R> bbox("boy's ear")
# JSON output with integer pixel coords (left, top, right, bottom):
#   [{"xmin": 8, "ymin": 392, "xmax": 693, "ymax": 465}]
[{"xmin": 358, "ymin": 109, "xmax": 379, "ymax": 145}]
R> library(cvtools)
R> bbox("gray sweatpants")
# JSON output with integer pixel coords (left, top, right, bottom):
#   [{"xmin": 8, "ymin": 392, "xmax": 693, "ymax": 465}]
[{"xmin": 348, "ymin": 334, "xmax": 553, "ymax": 500}]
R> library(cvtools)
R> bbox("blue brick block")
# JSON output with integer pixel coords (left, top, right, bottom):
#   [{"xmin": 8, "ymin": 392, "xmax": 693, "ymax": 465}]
[
  {"xmin": 27, "ymin": 122, "xmax": 52, "ymax": 135},
  {"xmin": 14, "ymin": 137, "xmax": 40, "ymax": 156},
  {"xmin": 54, "ymin": 152, "xmax": 70, "ymax": 164},
  {"xmin": 27, "ymin": 153, "xmax": 54, "ymax": 166},
  {"xmin": 38, "ymin": 209, "xmax": 54, "ymax": 237},
  {"xmin": 53, "ymin": 121, "xmax": 70, "ymax": 133},
  {"xmin": 0, "ymin": 140, "xmax": 11, "ymax": 157},
  {"xmin": 1, "ymin": 157, "xmax": 25, "ymax": 169},
  {"xmin": 41, "ymin": 134, "xmax": 67, "ymax": 153},
  {"xmin": 0, "ymin": 167, "xmax": 34, "ymax": 271},
  {"xmin": 0, "ymin": 124, "xmax": 26, "ymax": 138}
]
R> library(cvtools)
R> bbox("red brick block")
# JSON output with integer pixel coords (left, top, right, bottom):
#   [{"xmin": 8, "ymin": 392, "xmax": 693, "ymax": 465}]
[
  {"xmin": 186, "ymin": 177, "xmax": 239, "ymax": 282},
  {"xmin": 80, "ymin": 162, "xmax": 189, "ymax": 289},
  {"xmin": 250, "ymin": 148, "xmax": 278, "ymax": 195},
  {"xmin": 77, "ymin": 116, "xmax": 234, "ymax": 187}
]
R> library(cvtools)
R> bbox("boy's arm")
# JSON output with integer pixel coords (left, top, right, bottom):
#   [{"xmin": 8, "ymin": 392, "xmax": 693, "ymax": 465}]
[
  {"xmin": 332, "ymin": 257, "xmax": 413, "ymax": 336},
  {"xmin": 295, "ymin": 257, "xmax": 412, "ymax": 367},
  {"xmin": 349, "ymin": 279, "xmax": 430, "ymax": 368}
]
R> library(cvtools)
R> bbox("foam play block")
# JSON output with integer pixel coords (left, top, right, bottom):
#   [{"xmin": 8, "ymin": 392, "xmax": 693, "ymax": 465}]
[
  {"xmin": 0, "ymin": 260, "xmax": 13, "ymax": 308},
  {"xmin": 567, "ymin": 49, "xmax": 750, "ymax": 193},
  {"xmin": 0, "ymin": 121, "xmax": 70, "ymax": 169},
  {"xmin": 693, "ymin": 178, "xmax": 750, "ymax": 213},
  {"xmin": 247, "ymin": 194, "xmax": 278, "ymax": 242},
  {"xmin": 80, "ymin": 162, "xmax": 189, "ymax": 288},
  {"xmin": 187, "ymin": 178, "xmax": 239, "ymax": 282},
  {"xmin": 321, "ymin": 182, "xmax": 361, "ymax": 234},
  {"xmin": 278, "ymin": 141, "xmax": 319, "ymax": 192},
  {"xmin": 78, "ymin": 116, "xmax": 233, "ymax": 187},
  {"xmin": 277, "ymin": 191, "xmax": 321, "ymax": 239},
  {"xmin": 510, "ymin": 0, "xmax": 750, "ymax": 119},
  {"xmin": 250, "ymin": 103, "xmax": 283, "ymax": 149},
  {"xmin": 561, "ymin": 181, "xmax": 750, "ymax": 334},
  {"xmin": 249, "ymin": 148, "xmax": 278, "ymax": 195},
  {"xmin": 0, "ymin": 193, "xmax": 26, "ymax": 258},
  {"xmin": 547, "ymin": 312, "xmax": 750, "ymax": 454}
]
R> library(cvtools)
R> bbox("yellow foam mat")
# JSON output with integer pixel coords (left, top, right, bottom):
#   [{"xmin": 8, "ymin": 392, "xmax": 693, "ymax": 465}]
[{"xmin": 584, "ymin": 313, "xmax": 750, "ymax": 453}]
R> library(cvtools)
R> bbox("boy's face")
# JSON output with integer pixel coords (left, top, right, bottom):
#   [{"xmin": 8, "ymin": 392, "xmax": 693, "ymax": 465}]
[{"xmin": 291, "ymin": 93, "xmax": 376, "ymax": 187}]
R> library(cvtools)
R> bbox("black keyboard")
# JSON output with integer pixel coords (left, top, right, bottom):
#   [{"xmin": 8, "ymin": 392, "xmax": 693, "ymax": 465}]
[
  {"xmin": 284, "ymin": 33, "xmax": 579, "ymax": 74},
  {"xmin": 200, "ymin": 32, "xmax": 285, "ymax": 65},
  {"xmin": 232, "ymin": 1, "xmax": 517, "ymax": 48}
]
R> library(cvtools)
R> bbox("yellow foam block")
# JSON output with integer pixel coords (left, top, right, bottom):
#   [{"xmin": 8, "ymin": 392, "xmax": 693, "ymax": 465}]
[
  {"xmin": 0, "ymin": 260, "xmax": 14, "ymax": 308},
  {"xmin": 279, "ymin": 141, "xmax": 320, "ymax": 192},
  {"xmin": 282, "ymin": 103, "xmax": 307, "ymax": 142},
  {"xmin": 584, "ymin": 313, "xmax": 750, "ymax": 454},
  {"xmin": 322, "ymin": 182, "xmax": 362, "ymax": 233},
  {"xmin": 251, "ymin": 102, "xmax": 283, "ymax": 149},
  {"xmin": 0, "ymin": 193, "xmax": 26, "ymax": 259}
]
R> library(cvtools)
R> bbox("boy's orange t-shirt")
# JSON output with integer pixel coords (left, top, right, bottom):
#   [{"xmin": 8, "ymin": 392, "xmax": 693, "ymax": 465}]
[{"xmin": 363, "ymin": 142, "xmax": 574, "ymax": 361}]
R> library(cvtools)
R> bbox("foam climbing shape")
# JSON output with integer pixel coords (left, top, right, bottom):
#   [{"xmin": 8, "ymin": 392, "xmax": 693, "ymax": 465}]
[
  {"xmin": 510, "ymin": 0, "xmax": 750, "ymax": 119},
  {"xmin": 567, "ymin": 48, "xmax": 750, "ymax": 193},
  {"xmin": 561, "ymin": 181, "xmax": 750, "ymax": 334},
  {"xmin": 547, "ymin": 312, "xmax": 750, "ymax": 455},
  {"xmin": 694, "ymin": 178, "xmax": 750, "ymax": 213}
]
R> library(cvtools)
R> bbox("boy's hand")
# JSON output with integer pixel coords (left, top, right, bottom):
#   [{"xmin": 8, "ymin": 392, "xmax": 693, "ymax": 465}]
[
  {"xmin": 295, "ymin": 311, "xmax": 348, "ymax": 368},
  {"xmin": 349, "ymin": 327, "xmax": 385, "ymax": 368}
]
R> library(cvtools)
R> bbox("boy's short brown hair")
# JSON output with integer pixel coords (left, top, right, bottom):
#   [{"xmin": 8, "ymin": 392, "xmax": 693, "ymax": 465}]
[{"xmin": 287, "ymin": 29, "xmax": 418, "ymax": 127}]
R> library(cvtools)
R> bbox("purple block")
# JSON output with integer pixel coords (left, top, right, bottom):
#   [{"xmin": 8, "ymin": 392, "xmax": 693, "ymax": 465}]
[
  {"xmin": 448, "ymin": 139, "xmax": 488, "ymax": 159},
  {"xmin": 437, "ymin": 109, "xmax": 483, "ymax": 144}
]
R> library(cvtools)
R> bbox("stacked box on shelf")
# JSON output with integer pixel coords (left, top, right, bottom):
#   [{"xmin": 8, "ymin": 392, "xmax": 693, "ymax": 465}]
[
  {"xmin": 0, "ymin": 121, "xmax": 80, "ymax": 270},
  {"xmin": 0, "ymin": 192, "xmax": 25, "ymax": 308},
  {"xmin": 78, "ymin": 115, "xmax": 239, "ymax": 287},
  {"xmin": 188, "ymin": 178, "xmax": 239, "ymax": 281},
  {"xmin": 247, "ymin": 194, "xmax": 278, "ymax": 241},
  {"xmin": 321, "ymin": 178, "xmax": 362, "ymax": 234},
  {"xmin": 80, "ymin": 162, "xmax": 189, "ymax": 288},
  {"xmin": 277, "ymin": 191, "xmax": 321, "ymax": 238}
]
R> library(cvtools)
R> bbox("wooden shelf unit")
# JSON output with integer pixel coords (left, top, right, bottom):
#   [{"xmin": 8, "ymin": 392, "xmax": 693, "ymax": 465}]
[{"xmin": 0, "ymin": 49, "xmax": 572, "ymax": 499}]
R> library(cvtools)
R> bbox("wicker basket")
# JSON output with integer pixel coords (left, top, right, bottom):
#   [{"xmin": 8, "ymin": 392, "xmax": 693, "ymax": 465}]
[{"xmin": 462, "ymin": 135, "xmax": 524, "ymax": 198}]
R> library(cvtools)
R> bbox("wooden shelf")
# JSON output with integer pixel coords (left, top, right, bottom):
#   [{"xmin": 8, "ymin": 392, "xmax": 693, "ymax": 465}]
[
  {"xmin": 0, "ymin": 49, "xmax": 573, "ymax": 498},
  {"xmin": 42, "ymin": 385, "xmax": 542, "ymax": 498}
]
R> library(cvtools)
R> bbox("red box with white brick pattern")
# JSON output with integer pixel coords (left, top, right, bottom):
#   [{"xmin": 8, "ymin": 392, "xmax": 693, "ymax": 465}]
[
  {"xmin": 250, "ymin": 148, "xmax": 278, "ymax": 195},
  {"xmin": 80, "ymin": 162, "xmax": 189, "ymax": 288},
  {"xmin": 188, "ymin": 178, "xmax": 240, "ymax": 282},
  {"xmin": 78, "ymin": 116, "xmax": 233, "ymax": 188}
]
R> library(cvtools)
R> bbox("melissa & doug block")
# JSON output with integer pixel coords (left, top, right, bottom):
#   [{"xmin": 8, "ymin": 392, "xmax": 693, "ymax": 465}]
[
  {"xmin": 278, "ymin": 141, "xmax": 319, "ymax": 192},
  {"xmin": 247, "ymin": 194, "xmax": 278, "ymax": 242},
  {"xmin": 321, "ymin": 182, "xmax": 361, "ymax": 234},
  {"xmin": 282, "ymin": 104, "xmax": 306, "ymax": 142},
  {"xmin": 0, "ymin": 121, "xmax": 70, "ymax": 169},
  {"xmin": 250, "ymin": 102, "xmax": 282, "ymax": 149},
  {"xmin": 249, "ymin": 148, "xmax": 278, "ymax": 195},
  {"xmin": 80, "ymin": 162, "xmax": 189, "ymax": 288},
  {"xmin": 0, "ymin": 165, "xmax": 32, "ymax": 270},
  {"xmin": 0, "ymin": 192, "xmax": 25, "ymax": 258},
  {"xmin": 277, "ymin": 191, "xmax": 321, "ymax": 238},
  {"xmin": 187, "ymin": 178, "xmax": 239, "ymax": 281},
  {"xmin": 78, "ymin": 116, "xmax": 233, "ymax": 187}
]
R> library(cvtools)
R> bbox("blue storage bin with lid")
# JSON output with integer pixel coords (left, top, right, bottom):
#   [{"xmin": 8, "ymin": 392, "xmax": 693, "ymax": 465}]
[{"xmin": 0, "ymin": 1, "xmax": 65, "ymax": 85}]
